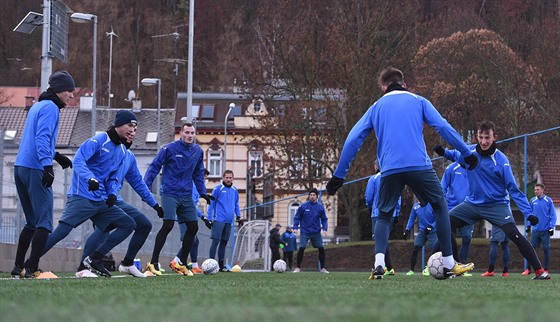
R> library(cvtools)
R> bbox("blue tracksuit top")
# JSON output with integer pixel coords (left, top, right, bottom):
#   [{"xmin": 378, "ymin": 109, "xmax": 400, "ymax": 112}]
[
  {"xmin": 115, "ymin": 149, "xmax": 157, "ymax": 207},
  {"xmin": 144, "ymin": 139, "xmax": 206, "ymax": 198},
  {"xmin": 68, "ymin": 132, "xmax": 127, "ymax": 201},
  {"xmin": 529, "ymin": 195, "xmax": 557, "ymax": 231},
  {"xmin": 405, "ymin": 202, "xmax": 436, "ymax": 231},
  {"xmin": 444, "ymin": 146, "xmax": 533, "ymax": 218},
  {"xmin": 14, "ymin": 99, "xmax": 60, "ymax": 169},
  {"xmin": 334, "ymin": 90, "xmax": 471, "ymax": 178},
  {"xmin": 207, "ymin": 183, "xmax": 240, "ymax": 223},
  {"xmin": 441, "ymin": 162, "xmax": 469, "ymax": 209},
  {"xmin": 293, "ymin": 200, "xmax": 328, "ymax": 234},
  {"xmin": 281, "ymin": 231, "xmax": 298, "ymax": 252},
  {"xmin": 365, "ymin": 173, "xmax": 400, "ymax": 218}
]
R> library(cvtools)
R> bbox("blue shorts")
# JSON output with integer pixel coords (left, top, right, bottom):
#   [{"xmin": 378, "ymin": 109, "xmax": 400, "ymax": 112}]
[
  {"xmin": 299, "ymin": 232, "xmax": 323, "ymax": 248},
  {"xmin": 211, "ymin": 221, "xmax": 232, "ymax": 241},
  {"xmin": 60, "ymin": 195, "xmax": 131, "ymax": 232},
  {"xmin": 414, "ymin": 229, "xmax": 438, "ymax": 250},
  {"xmin": 378, "ymin": 169, "xmax": 446, "ymax": 216},
  {"xmin": 450, "ymin": 202, "xmax": 515, "ymax": 227},
  {"xmin": 161, "ymin": 195, "xmax": 197, "ymax": 222},
  {"xmin": 490, "ymin": 226, "xmax": 508, "ymax": 243},
  {"xmin": 14, "ymin": 166, "xmax": 54, "ymax": 232},
  {"xmin": 530, "ymin": 230, "xmax": 551, "ymax": 249}
]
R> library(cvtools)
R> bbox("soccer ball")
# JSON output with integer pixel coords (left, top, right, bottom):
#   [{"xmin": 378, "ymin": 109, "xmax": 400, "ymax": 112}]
[
  {"xmin": 201, "ymin": 259, "xmax": 220, "ymax": 275},
  {"xmin": 273, "ymin": 259, "xmax": 287, "ymax": 273},
  {"xmin": 427, "ymin": 252, "xmax": 446, "ymax": 280}
]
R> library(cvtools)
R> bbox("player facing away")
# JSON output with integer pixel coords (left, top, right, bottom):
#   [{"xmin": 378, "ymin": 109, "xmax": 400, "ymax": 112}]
[
  {"xmin": 207, "ymin": 170, "xmax": 241, "ymax": 272},
  {"xmin": 144, "ymin": 123, "xmax": 211, "ymax": 276},
  {"xmin": 326, "ymin": 67, "xmax": 477, "ymax": 279},
  {"xmin": 439, "ymin": 120, "xmax": 550, "ymax": 280},
  {"xmin": 39, "ymin": 110, "xmax": 139, "ymax": 277},
  {"xmin": 75, "ymin": 125, "xmax": 164, "ymax": 278},
  {"xmin": 523, "ymin": 183, "xmax": 557, "ymax": 275},
  {"xmin": 292, "ymin": 188, "xmax": 329, "ymax": 273},
  {"xmin": 404, "ymin": 202, "xmax": 438, "ymax": 276},
  {"xmin": 11, "ymin": 71, "xmax": 75, "ymax": 278}
]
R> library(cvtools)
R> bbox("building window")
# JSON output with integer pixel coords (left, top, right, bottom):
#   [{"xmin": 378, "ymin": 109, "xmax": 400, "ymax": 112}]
[
  {"xmin": 311, "ymin": 159, "xmax": 323, "ymax": 178},
  {"xmin": 289, "ymin": 202, "xmax": 300, "ymax": 227},
  {"xmin": 200, "ymin": 104, "xmax": 215, "ymax": 121},
  {"xmin": 289, "ymin": 156, "xmax": 304, "ymax": 178},
  {"xmin": 248, "ymin": 151, "xmax": 263, "ymax": 178},
  {"xmin": 208, "ymin": 149, "xmax": 222, "ymax": 177}
]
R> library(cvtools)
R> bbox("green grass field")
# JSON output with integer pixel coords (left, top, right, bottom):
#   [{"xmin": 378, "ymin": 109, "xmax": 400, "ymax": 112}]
[{"xmin": 1, "ymin": 271, "xmax": 558, "ymax": 322}]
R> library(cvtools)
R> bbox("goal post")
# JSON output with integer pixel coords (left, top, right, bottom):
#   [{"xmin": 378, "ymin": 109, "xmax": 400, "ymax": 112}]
[{"xmin": 232, "ymin": 220, "xmax": 270, "ymax": 271}]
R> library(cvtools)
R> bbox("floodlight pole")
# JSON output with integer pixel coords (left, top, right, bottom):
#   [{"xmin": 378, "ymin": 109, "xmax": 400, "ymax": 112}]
[
  {"xmin": 224, "ymin": 103, "xmax": 235, "ymax": 171},
  {"xmin": 40, "ymin": 0, "xmax": 52, "ymax": 91}
]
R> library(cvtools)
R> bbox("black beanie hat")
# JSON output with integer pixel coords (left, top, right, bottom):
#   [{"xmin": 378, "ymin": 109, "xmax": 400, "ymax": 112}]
[
  {"xmin": 309, "ymin": 188, "xmax": 319, "ymax": 195},
  {"xmin": 114, "ymin": 110, "xmax": 138, "ymax": 127},
  {"xmin": 48, "ymin": 71, "xmax": 75, "ymax": 93}
]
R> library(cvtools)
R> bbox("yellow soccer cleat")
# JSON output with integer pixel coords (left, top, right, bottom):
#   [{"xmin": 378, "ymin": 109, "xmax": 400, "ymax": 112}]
[{"xmin": 146, "ymin": 263, "xmax": 162, "ymax": 276}]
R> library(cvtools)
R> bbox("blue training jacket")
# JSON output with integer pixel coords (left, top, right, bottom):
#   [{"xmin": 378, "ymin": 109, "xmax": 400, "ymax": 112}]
[
  {"xmin": 144, "ymin": 139, "xmax": 206, "ymax": 198},
  {"xmin": 365, "ymin": 173, "xmax": 401, "ymax": 218},
  {"xmin": 293, "ymin": 200, "xmax": 328, "ymax": 234},
  {"xmin": 207, "ymin": 183, "xmax": 240, "ymax": 223},
  {"xmin": 444, "ymin": 146, "xmax": 533, "ymax": 218},
  {"xmin": 441, "ymin": 162, "xmax": 469, "ymax": 209},
  {"xmin": 405, "ymin": 202, "xmax": 436, "ymax": 231},
  {"xmin": 281, "ymin": 231, "xmax": 298, "ymax": 252},
  {"xmin": 529, "ymin": 195, "xmax": 557, "ymax": 231},
  {"xmin": 68, "ymin": 132, "xmax": 127, "ymax": 201},
  {"xmin": 334, "ymin": 90, "xmax": 471, "ymax": 178},
  {"xmin": 15, "ymin": 99, "xmax": 60, "ymax": 169},
  {"xmin": 115, "ymin": 149, "xmax": 157, "ymax": 207}
]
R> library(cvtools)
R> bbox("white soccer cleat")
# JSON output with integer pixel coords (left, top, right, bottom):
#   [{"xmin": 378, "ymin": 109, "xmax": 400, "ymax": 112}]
[
  {"xmin": 119, "ymin": 264, "xmax": 147, "ymax": 278},
  {"xmin": 293, "ymin": 268, "xmax": 301, "ymax": 273},
  {"xmin": 75, "ymin": 269, "xmax": 98, "ymax": 278},
  {"xmin": 320, "ymin": 268, "xmax": 329, "ymax": 273}
]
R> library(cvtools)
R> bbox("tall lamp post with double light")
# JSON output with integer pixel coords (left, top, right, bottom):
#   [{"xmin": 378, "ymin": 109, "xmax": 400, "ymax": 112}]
[
  {"xmin": 70, "ymin": 12, "xmax": 98, "ymax": 137},
  {"xmin": 224, "ymin": 102, "xmax": 235, "ymax": 171},
  {"xmin": 141, "ymin": 78, "xmax": 162, "ymax": 151}
]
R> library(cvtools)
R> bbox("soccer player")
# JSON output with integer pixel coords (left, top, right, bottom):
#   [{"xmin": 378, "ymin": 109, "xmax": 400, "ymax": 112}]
[
  {"xmin": 281, "ymin": 225, "xmax": 297, "ymax": 271},
  {"xmin": 144, "ymin": 123, "xmax": 211, "ymax": 276},
  {"xmin": 481, "ymin": 226, "xmax": 510, "ymax": 277},
  {"xmin": 11, "ymin": 71, "xmax": 75, "ymax": 278},
  {"xmin": 39, "ymin": 110, "xmax": 139, "ymax": 277},
  {"xmin": 439, "ymin": 120, "xmax": 550, "ymax": 279},
  {"xmin": 365, "ymin": 164, "xmax": 401, "ymax": 277},
  {"xmin": 292, "ymin": 188, "xmax": 329, "ymax": 273},
  {"xmin": 440, "ymin": 161, "xmax": 474, "ymax": 276},
  {"xmin": 75, "ymin": 125, "xmax": 164, "ymax": 278},
  {"xmin": 207, "ymin": 170, "xmax": 241, "ymax": 272},
  {"xmin": 522, "ymin": 183, "xmax": 557, "ymax": 275},
  {"xmin": 404, "ymin": 202, "xmax": 437, "ymax": 276},
  {"xmin": 326, "ymin": 67, "xmax": 477, "ymax": 279}
]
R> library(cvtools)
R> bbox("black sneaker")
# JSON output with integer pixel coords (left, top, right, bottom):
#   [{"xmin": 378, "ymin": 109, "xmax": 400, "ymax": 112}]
[
  {"xmin": 372, "ymin": 265, "xmax": 384, "ymax": 280},
  {"xmin": 532, "ymin": 271, "xmax": 551, "ymax": 280},
  {"xmin": 83, "ymin": 256, "xmax": 112, "ymax": 277},
  {"xmin": 11, "ymin": 265, "xmax": 25, "ymax": 278},
  {"xmin": 24, "ymin": 267, "xmax": 42, "ymax": 279}
]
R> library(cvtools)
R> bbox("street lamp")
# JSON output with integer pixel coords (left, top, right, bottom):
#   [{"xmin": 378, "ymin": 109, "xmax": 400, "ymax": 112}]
[
  {"xmin": 224, "ymin": 102, "xmax": 235, "ymax": 171},
  {"xmin": 71, "ymin": 12, "xmax": 98, "ymax": 137},
  {"xmin": 141, "ymin": 78, "xmax": 162, "ymax": 151}
]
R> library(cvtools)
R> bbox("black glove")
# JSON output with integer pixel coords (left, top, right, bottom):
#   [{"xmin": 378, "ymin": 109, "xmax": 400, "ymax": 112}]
[
  {"xmin": 88, "ymin": 178, "xmax": 99, "ymax": 191},
  {"xmin": 105, "ymin": 194, "xmax": 117, "ymax": 207},
  {"xmin": 42, "ymin": 165, "xmax": 55, "ymax": 187},
  {"xmin": 153, "ymin": 204, "xmax": 164, "ymax": 218},
  {"xmin": 433, "ymin": 144, "xmax": 445, "ymax": 156},
  {"xmin": 527, "ymin": 215, "xmax": 539, "ymax": 226},
  {"xmin": 403, "ymin": 229, "xmax": 410, "ymax": 241},
  {"xmin": 425, "ymin": 226, "xmax": 433, "ymax": 234},
  {"xmin": 525, "ymin": 226, "xmax": 531, "ymax": 234},
  {"xmin": 201, "ymin": 194, "xmax": 215, "ymax": 205},
  {"xmin": 326, "ymin": 176, "xmax": 344, "ymax": 195},
  {"xmin": 549, "ymin": 229, "xmax": 554, "ymax": 236},
  {"xmin": 54, "ymin": 152, "xmax": 72, "ymax": 169},
  {"xmin": 236, "ymin": 217, "xmax": 243, "ymax": 227},
  {"xmin": 464, "ymin": 153, "xmax": 478, "ymax": 170},
  {"xmin": 202, "ymin": 217, "xmax": 213, "ymax": 229}
]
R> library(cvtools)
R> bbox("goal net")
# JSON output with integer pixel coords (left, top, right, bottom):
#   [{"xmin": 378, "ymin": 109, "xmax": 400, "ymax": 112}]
[{"xmin": 233, "ymin": 220, "xmax": 270, "ymax": 271}]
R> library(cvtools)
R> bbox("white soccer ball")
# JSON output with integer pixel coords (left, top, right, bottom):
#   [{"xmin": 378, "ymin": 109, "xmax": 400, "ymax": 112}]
[
  {"xmin": 201, "ymin": 259, "xmax": 220, "ymax": 275},
  {"xmin": 427, "ymin": 251, "xmax": 446, "ymax": 280},
  {"xmin": 273, "ymin": 259, "xmax": 287, "ymax": 273}
]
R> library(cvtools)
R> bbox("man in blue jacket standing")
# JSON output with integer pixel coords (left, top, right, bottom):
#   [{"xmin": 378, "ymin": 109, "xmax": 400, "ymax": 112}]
[
  {"xmin": 326, "ymin": 67, "xmax": 477, "ymax": 279},
  {"xmin": 404, "ymin": 202, "xmax": 437, "ymax": 276},
  {"xmin": 12, "ymin": 71, "xmax": 75, "ymax": 278},
  {"xmin": 144, "ymin": 123, "xmax": 211, "ymax": 276},
  {"xmin": 523, "ymin": 183, "xmax": 557, "ymax": 275},
  {"xmin": 293, "ymin": 188, "xmax": 329, "ymax": 273},
  {"xmin": 438, "ymin": 120, "xmax": 550, "ymax": 280},
  {"xmin": 207, "ymin": 170, "xmax": 241, "ymax": 271}
]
